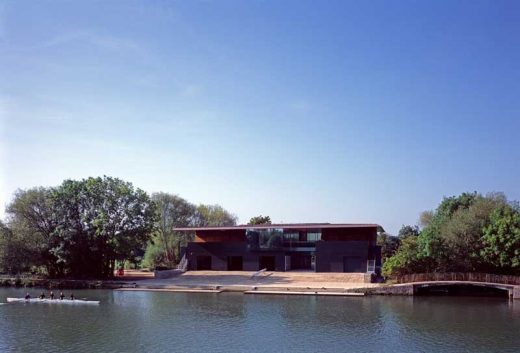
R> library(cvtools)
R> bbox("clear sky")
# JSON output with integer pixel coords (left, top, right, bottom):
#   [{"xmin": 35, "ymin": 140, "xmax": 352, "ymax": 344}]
[{"xmin": 1, "ymin": 0, "xmax": 519, "ymax": 234}]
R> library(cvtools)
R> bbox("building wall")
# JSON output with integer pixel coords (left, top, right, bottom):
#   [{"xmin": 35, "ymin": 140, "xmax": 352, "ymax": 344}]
[
  {"xmin": 315, "ymin": 241, "xmax": 369, "ymax": 272},
  {"xmin": 321, "ymin": 227, "xmax": 377, "ymax": 243},
  {"xmin": 185, "ymin": 226, "xmax": 380, "ymax": 273},
  {"xmin": 194, "ymin": 229, "xmax": 246, "ymax": 243},
  {"xmin": 186, "ymin": 243, "xmax": 285, "ymax": 271}
]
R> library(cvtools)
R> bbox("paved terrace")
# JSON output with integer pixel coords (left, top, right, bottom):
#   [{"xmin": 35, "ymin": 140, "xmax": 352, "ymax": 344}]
[
  {"xmin": 121, "ymin": 271, "xmax": 380, "ymax": 293},
  {"xmin": 114, "ymin": 271, "xmax": 519, "ymax": 298}
]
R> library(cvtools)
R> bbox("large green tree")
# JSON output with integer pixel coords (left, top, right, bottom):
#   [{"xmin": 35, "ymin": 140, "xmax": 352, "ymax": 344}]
[
  {"xmin": 144, "ymin": 193, "xmax": 197, "ymax": 268},
  {"xmin": 142, "ymin": 197, "xmax": 237, "ymax": 269},
  {"xmin": 50, "ymin": 177, "xmax": 156, "ymax": 278},
  {"xmin": 480, "ymin": 203, "xmax": 520, "ymax": 273},
  {"xmin": 5, "ymin": 187, "xmax": 59, "ymax": 275},
  {"xmin": 382, "ymin": 236, "xmax": 423, "ymax": 277},
  {"xmin": 195, "ymin": 204, "xmax": 237, "ymax": 227},
  {"xmin": 0, "ymin": 221, "xmax": 34, "ymax": 274},
  {"xmin": 383, "ymin": 192, "xmax": 516, "ymax": 278},
  {"xmin": 439, "ymin": 194, "xmax": 506, "ymax": 272}
]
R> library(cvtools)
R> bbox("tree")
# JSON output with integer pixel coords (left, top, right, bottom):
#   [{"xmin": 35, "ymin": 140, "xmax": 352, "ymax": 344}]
[
  {"xmin": 5, "ymin": 187, "xmax": 59, "ymax": 275},
  {"xmin": 419, "ymin": 211, "xmax": 434, "ymax": 228},
  {"xmin": 377, "ymin": 225, "xmax": 419, "ymax": 261},
  {"xmin": 377, "ymin": 232, "xmax": 400, "ymax": 260},
  {"xmin": 50, "ymin": 176, "xmax": 156, "ymax": 278},
  {"xmin": 383, "ymin": 192, "xmax": 516, "ymax": 278},
  {"xmin": 148, "ymin": 193, "xmax": 197, "ymax": 268},
  {"xmin": 480, "ymin": 203, "xmax": 520, "ymax": 273},
  {"xmin": 0, "ymin": 220, "xmax": 29, "ymax": 274},
  {"xmin": 382, "ymin": 236, "xmax": 424, "ymax": 277},
  {"xmin": 195, "ymin": 204, "xmax": 237, "ymax": 227},
  {"xmin": 398, "ymin": 225, "xmax": 420, "ymax": 239},
  {"xmin": 414, "ymin": 192, "xmax": 483, "ymax": 273},
  {"xmin": 248, "ymin": 215, "xmax": 271, "ymax": 225},
  {"xmin": 439, "ymin": 194, "xmax": 506, "ymax": 272},
  {"xmin": 142, "ymin": 199, "xmax": 238, "ymax": 269}
]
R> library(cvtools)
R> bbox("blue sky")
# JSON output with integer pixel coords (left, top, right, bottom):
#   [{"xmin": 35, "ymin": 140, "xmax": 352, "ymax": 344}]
[{"xmin": 1, "ymin": 0, "xmax": 519, "ymax": 234}]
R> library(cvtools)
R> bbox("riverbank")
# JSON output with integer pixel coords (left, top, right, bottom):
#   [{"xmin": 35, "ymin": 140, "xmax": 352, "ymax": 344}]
[
  {"xmin": 1, "ymin": 270, "xmax": 379, "ymax": 293},
  {"xmin": 4, "ymin": 271, "xmax": 518, "ymax": 298},
  {"xmin": 115, "ymin": 271, "xmax": 520, "ymax": 299},
  {"xmin": 117, "ymin": 270, "xmax": 381, "ymax": 296},
  {"xmin": 0, "ymin": 270, "xmax": 152, "ymax": 290}
]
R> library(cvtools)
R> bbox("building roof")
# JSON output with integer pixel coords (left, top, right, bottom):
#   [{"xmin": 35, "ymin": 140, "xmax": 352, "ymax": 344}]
[{"xmin": 173, "ymin": 223, "xmax": 379, "ymax": 232}]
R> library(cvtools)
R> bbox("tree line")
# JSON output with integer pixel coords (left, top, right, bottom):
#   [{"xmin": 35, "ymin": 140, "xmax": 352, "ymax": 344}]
[
  {"xmin": 379, "ymin": 192, "xmax": 520, "ymax": 278},
  {"xmin": 0, "ymin": 176, "xmax": 237, "ymax": 278},
  {"xmin": 2, "ymin": 177, "xmax": 518, "ymax": 279}
]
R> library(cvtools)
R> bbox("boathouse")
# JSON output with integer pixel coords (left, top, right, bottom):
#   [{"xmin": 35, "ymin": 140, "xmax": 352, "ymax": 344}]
[{"xmin": 174, "ymin": 224, "xmax": 382, "ymax": 273}]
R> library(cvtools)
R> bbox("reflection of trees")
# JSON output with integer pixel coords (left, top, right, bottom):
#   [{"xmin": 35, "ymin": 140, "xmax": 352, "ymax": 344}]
[
  {"xmin": 267, "ymin": 231, "xmax": 282, "ymax": 249},
  {"xmin": 183, "ymin": 292, "xmax": 246, "ymax": 320},
  {"xmin": 279, "ymin": 296, "xmax": 382, "ymax": 331},
  {"xmin": 2, "ymin": 290, "xmax": 519, "ymax": 352},
  {"xmin": 242, "ymin": 295, "xmax": 520, "ymax": 352},
  {"xmin": 247, "ymin": 229, "xmax": 283, "ymax": 250},
  {"xmin": 377, "ymin": 296, "xmax": 520, "ymax": 352},
  {"xmin": 246, "ymin": 230, "xmax": 260, "ymax": 250}
]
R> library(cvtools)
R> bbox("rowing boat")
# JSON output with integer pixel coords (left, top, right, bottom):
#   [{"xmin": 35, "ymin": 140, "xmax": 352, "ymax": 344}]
[{"xmin": 6, "ymin": 297, "xmax": 100, "ymax": 305}]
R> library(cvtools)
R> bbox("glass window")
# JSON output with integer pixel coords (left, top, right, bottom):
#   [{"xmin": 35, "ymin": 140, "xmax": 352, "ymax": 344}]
[
  {"xmin": 247, "ymin": 228, "xmax": 283, "ymax": 250},
  {"xmin": 307, "ymin": 232, "xmax": 321, "ymax": 242},
  {"xmin": 283, "ymin": 232, "xmax": 299, "ymax": 241}
]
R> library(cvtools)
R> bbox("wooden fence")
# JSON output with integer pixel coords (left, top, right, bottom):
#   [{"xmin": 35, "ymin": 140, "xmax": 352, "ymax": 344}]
[{"xmin": 396, "ymin": 273, "xmax": 520, "ymax": 285}]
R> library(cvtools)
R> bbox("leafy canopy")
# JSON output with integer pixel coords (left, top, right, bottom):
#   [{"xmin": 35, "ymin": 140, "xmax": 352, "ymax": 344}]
[{"xmin": 248, "ymin": 215, "xmax": 272, "ymax": 225}]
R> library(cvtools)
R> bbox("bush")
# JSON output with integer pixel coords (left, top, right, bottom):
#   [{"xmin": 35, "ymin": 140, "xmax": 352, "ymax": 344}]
[
  {"xmin": 382, "ymin": 236, "xmax": 423, "ymax": 278},
  {"xmin": 142, "ymin": 242, "xmax": 167, "ymax": 270}
]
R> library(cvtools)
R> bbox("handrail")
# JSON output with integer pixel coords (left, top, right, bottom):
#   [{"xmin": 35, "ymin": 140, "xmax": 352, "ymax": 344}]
[
  {"xmin": 396, "ymin": 272, "xmax": 520, "ymax": 285},
  {"xmin": 251, "ymin": 268, "xmax": 267, "ymax": 278},
  {"xmin": 176, "ymin": 255, "xmax": 188, "ymax": 272}
]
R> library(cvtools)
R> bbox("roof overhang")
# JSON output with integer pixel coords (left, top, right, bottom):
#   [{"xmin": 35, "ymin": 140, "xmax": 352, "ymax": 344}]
[{"xmin": 173, "ymin": 223, "xmax": 379, "ymax": 232}]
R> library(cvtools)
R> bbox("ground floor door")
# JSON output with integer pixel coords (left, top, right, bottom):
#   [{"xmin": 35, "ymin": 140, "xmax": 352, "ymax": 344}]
[
  {"xmin": 343, "ymin": 256, "xmax": 365, "ymax": 272},
  {"xmin": 259, "ymin": 256, "xmax": 276, "ymax": 271},
  {"xmin": 227, "ymin": 256, "xmax": 243, "ymax": 271},
  {"xmin": 196, "ymin": 256, "xmax": 212, "ymax": 270},
  {"xmin": 290, "ymin": 253, "xmax": 312, "ymax": 270}
]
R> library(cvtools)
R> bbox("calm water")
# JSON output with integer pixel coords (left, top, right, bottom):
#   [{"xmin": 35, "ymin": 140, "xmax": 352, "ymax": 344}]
[{"xmin": 1, "ymin": 288, "xmax": 519, "ymax": 353}]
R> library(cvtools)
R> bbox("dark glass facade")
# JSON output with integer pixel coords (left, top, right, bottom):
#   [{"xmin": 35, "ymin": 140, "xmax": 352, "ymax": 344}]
[{"xmin": 181, "ymin": 224, "xmax": 382, "ymax": 275}]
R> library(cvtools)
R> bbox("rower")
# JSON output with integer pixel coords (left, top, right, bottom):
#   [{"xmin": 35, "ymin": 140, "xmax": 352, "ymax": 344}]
[
  {"xmin": 59, "ymin": 292, "xmax": 65, "ymax": 300},
  {"xmin": 70, "ymin": 293, "xmax": 75, "ymax": 300},
  {"xmin": 25, "ymin": 292, "xmax": 31, "ymax": 300},
  {"xmin": 39, "ymin": 292, "xmax": 46, "ymax": 299},
  {"xmin": 50, "ymin": 291, "xmax": 54, "ymax": 300}
]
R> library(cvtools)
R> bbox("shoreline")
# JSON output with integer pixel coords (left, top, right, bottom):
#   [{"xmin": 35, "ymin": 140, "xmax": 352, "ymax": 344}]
[
  {"xmin": 0, "ymin": 277, "xmax": 140, "ymax": 290},
  {"xmin": 3, "ymin": 271, "xmax": 518, "ymax": 299},
  {"xmin": 0, "ymin": 271, "xmax": 379, "ymax": 295}
]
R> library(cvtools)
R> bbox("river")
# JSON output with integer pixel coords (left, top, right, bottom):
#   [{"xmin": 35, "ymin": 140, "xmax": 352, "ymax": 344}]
[{"xmin": 1, "ymin": 288, "xmax": 519, "ymax": 352}]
